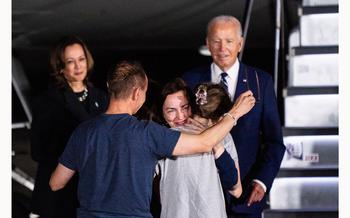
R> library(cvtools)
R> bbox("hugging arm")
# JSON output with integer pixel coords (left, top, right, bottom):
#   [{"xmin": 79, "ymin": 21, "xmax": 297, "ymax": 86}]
[{"xmin": 172, "ymin": 90, "xmax": 255, "ymax": 156}]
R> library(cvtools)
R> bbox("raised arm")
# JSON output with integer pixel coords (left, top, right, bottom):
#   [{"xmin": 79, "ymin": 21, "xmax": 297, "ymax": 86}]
[{"xmin": 172, "ymin": 90, "xmax": 255, "ymax": 156}]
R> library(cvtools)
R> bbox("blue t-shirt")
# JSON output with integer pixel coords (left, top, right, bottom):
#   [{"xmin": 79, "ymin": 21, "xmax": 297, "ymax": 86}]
[{"xmin": 59, "ymin": 113, "xmax": 180, "ymax": 218}]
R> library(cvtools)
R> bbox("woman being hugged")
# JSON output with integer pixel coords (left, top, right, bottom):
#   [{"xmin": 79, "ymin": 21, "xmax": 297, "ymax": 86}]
[
  {"xmin": 30, "ymin": 35, "xmax": 108, "ymax": 218},
  {"xmin": 156, "ymin": 78, "xmax": 244, "ymax": 218},
  {"xmin": 194, "ymin": 82, "xmax": 243, "ymax": 197}
]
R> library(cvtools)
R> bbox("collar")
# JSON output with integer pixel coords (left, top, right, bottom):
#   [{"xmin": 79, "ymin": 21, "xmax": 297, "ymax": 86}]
[{"xmin": 211, "ymin": 59, "xmax": 240, "ymax": 83}]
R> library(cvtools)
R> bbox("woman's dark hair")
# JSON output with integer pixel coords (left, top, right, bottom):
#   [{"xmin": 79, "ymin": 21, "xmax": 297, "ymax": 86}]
[
  {"xmin": 155, "ymin": 78, "xmax": 195, "ymax": 125},
  {"xmin": 50, "ymin": 35, "xmax": 94, "ymax": 88},
  {"xmin": 194, "ymin": 83, "xmax": 233, "ymax": 122}
]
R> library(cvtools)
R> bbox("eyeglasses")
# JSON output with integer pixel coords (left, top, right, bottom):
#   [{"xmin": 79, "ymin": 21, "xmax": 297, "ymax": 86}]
[{"xmin": 243, "ymin": 68, "xmax": 261, "ymax": 103}]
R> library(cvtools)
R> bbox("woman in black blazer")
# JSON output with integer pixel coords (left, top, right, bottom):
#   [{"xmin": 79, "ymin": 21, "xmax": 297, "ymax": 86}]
[{"xmin": 30, "ymin": 36, "xmax": 108, "ymax": 218}]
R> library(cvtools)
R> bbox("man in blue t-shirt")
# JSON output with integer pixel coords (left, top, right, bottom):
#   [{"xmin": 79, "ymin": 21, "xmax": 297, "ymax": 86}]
[{"xmin": 49, "ymin": 61, "xmax": 256, "ymax": 218}]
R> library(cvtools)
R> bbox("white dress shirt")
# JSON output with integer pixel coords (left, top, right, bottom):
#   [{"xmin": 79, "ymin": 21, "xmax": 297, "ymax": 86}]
[{"xmin": 211, "ymin": 59, "xmax": 240, "ymax": 101}]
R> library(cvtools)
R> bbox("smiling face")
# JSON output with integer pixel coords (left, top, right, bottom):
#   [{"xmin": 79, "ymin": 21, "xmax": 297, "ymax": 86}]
[
  {"xmin": 61, "ymin": 43, "xmax": 88, "ymax": 84},
  {"xmin": 162, "ymin": 90, "xmax": 192, "ymax": 127},
  {"xmin": 206, "ymin": 20, "xmax": 243, "ymax": 72}
]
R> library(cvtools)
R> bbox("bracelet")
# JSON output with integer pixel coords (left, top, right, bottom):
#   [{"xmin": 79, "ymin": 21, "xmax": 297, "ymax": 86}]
[{"xmin": 223, "ymin": 113, "xmax": 237, "ymax": 126}]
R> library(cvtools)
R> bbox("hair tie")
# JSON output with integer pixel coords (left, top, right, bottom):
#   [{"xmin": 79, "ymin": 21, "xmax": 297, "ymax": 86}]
[{"xmin": 195, "ymin": 85, "xmax": 208, "ymax": 105}]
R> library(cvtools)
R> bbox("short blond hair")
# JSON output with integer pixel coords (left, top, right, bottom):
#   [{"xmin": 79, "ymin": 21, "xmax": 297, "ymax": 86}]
[{"xmin": 107, "ymin": 61, "xmax": 147, "ymax": 100}]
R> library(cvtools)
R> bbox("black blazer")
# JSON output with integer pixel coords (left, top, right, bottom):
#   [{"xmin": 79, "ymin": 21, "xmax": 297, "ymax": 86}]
[{"xmin": 30, "ymin": 84, "xmax": 108, "ymax": 217}]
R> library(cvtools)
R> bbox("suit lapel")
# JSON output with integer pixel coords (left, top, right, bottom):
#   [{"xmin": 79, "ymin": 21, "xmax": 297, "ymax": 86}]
[
  {"xmin": 233, "ymin": 63, "xmax": 247, "ymax": 102},
  {"xmin": 87, "ymin": 87, "xmax": 104, "ymax": 115},
  {"xmin": 203, "ymin": 65, "xmax": 212, "ymax": 83}
]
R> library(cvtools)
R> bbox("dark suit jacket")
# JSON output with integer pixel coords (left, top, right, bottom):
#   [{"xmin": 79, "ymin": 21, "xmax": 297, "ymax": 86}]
[
  {"xmin": 30, "ymin": 84, "xmax": 108, "ymax": 217},
  {"xmin": 182, "ymin": 63, "xmax": 285, "ymax": 214}
]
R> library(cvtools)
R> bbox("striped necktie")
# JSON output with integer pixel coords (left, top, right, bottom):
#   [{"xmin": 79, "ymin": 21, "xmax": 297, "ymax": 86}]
[{"xmin": 220, "ymin": 72, "xmax": 229, "ymax": 93}]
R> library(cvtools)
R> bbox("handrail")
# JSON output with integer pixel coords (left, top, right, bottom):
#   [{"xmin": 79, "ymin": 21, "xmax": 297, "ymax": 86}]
[{"xmin": 238, "ymin": 0, "xmax": 254, "ymax": 61}]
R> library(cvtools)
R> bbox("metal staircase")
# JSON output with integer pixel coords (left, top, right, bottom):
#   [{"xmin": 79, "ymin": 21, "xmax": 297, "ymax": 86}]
[{"xmin": 264, "ymin": 0, "xmax": 338, "ymax": 217}]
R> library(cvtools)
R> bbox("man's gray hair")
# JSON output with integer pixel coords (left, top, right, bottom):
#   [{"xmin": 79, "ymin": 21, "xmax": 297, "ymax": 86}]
[{"xmin": 206, "ymin": 15, "xmax": 242, "ymax": 37}]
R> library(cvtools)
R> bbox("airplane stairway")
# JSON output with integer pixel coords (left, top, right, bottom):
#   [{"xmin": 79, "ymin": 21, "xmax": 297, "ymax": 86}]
[{"xmin": 263, "ymin": 0, "xmax": 339, "ymax": 217}]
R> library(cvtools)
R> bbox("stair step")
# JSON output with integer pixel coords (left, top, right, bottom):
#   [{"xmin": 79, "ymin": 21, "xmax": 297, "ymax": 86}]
[
  {"xmin": 284, "ymin": 94, "xmax": 338, "ymax": 127},
  {"xmin": 303, "ymin": 0, "xmax": 338, "ymax": 7},
  {"xmin": 284, "ymin": 87, "xmax": 338, "ymax": 96},
  {"xmin": 289, "ymin": 28, "xmax": 339, "ymax": 52},
  {"xmin": 288, "ymin": 53, "xmax": 338, "ymax": 87},
  {"xmin": 278, "ymin": 168, "xmax": 338, "ymax": 177},
  {"xmin": 281, "ymin": 135, "xmax": 338, "ymax": 169},
  {"xmin": 301, "ymin": 5, "xmax": 338, "ymax": 15},
  {"xmin": 283, "ymin": 127, "xmax": 338, "ymax": 136},
  {"xmin": 269, "ymin": 177, "xmax": 338, "ymax": 210},
  {"xmin": 263, "ymin": 209, "xmax": 338, "ymax": 218},
  {"xmin": 291, "ymin": 46, "xmax": 338, "ymax": 55},
  {"xmin": 300, "ymin": 13, "xmax": 338, "ymax": 46}
]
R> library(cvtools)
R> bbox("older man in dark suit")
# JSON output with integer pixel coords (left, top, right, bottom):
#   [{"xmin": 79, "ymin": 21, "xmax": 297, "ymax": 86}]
[{"xmin": 182, "ymin": 15, "xmax": 286, "ymax": 218}]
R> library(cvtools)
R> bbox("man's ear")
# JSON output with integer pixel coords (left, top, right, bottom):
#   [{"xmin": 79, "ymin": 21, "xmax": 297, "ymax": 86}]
[
  {"xmin": 238, "ymin": 36, "xmax": 244, "ymax": 52},
  {"xmin": 131, "ymin": 87, "xmax": 140, "ymax": 101}
]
